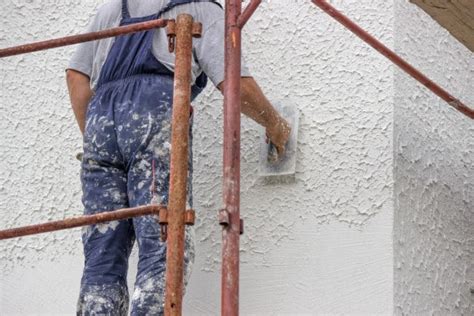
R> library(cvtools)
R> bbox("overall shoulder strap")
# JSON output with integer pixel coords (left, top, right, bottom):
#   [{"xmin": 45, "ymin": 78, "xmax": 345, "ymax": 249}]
[{"xmin": 121, "ymin": 0, "xmax": 131, "ymax": 19}]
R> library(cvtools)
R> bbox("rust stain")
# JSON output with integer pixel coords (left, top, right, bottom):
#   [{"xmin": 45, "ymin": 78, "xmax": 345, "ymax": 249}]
[{"xmin": 232, "ymin": 31, "xmax": 237, "ymax": 48}]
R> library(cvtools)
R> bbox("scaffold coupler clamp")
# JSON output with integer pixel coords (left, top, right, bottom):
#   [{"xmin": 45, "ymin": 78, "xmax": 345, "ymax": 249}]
[
  {"xmin": 218, "ymin": 209, "xmax": 244, "ymax": 235},
  {"xmin": 158, "ymin": 208, "xmax": 196, "ymax": 242},
  {"xmin": 192, "ymin": 22, "xmax": 202, "ymax": 38}
]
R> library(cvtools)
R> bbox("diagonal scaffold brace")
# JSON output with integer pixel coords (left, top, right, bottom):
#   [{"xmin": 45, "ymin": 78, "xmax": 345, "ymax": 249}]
[{"xmin": 311, "ymin": 0, "xmax": 474, "ymax": 119}]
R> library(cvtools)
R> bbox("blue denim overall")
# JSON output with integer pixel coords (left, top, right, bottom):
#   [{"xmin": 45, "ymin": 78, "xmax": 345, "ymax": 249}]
[{"xmin": 77, "ymin": 1, "xmax": 220, "ymax": 315}]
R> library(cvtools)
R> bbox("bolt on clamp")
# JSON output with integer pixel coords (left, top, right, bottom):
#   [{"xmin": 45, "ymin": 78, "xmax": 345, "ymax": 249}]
[{"xmin": 166, "ymin": 19, "xmax": 176, "ymax": 53}]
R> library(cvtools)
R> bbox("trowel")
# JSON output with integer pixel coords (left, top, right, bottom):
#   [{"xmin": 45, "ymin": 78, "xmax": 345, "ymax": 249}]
[{"xmin": 258, "ymin": 102, "xmax": 299, "ymax": 176}]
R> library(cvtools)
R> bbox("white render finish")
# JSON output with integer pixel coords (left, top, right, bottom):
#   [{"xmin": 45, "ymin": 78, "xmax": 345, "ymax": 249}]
[
  {"xmin": 0, "ymin": 0, "xmax": 471, "ymax": 315},
  {"xmin": 393, "ymin": 1, "xmax": 474, "ymax": 315}
]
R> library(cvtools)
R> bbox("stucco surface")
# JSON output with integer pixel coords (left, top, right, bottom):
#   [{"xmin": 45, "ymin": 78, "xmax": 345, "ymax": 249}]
[
  {"xmin": 1, "ymin": 0, "xmax": 398, "ymax": 314},
  {"xmin": 393, "ymin": 1, "xmax": 474, "ymax": 315}
]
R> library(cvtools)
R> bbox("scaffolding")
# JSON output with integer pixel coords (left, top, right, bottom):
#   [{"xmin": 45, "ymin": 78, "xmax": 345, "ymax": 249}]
[{"xmin": 0, "ymin": 1, "xmax": 472, "ymax": 315}]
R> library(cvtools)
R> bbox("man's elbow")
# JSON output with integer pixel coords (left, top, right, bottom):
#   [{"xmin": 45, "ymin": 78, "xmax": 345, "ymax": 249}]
[
  {"xmin": 66, "ymin": 69, "xmax": 92, "ymax": 112},
  {"xmin": 217, "ymin": 76, "xmax": 254, "ymax": 96},
  {"xmin": 66, "ymin": 69, "xmax": 76, "ymax": 86},
  {"xmin": 66, "ymin": 69, "xmax": 90, "ymax": 87}
]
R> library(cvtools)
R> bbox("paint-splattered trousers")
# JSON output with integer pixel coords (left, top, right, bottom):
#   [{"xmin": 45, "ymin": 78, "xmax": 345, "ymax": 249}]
[{"xmin": 77, "ymin": 75, "xmax": 195, "ymax": 315}]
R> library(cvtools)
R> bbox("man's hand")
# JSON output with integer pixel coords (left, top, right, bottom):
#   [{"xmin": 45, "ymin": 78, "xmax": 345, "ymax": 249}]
[
  {"xmin": 218, "ymin": 77, "xmax": 292, "ymax": 160},
  {"xmin": 266, "ymin": 116, "xmax": 291, "ymax": 158},
  {"xmin": 66, "ymin": 69, "xmax": 93, "ymax": 135}
]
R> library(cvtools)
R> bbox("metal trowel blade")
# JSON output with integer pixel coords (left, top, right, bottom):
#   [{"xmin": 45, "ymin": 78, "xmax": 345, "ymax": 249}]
[{"xmin": 258, "ymin": 102, "xmax": 299, "ymax": 176}]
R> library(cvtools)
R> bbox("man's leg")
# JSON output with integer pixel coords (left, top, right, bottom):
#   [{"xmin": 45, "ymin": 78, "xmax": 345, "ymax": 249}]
[
  {"xmin": 126, "ymin": 115, "xmax": 195, "ymax": 315},
  {"xmin": 77, "ymin": 164, "xmax": 134, "ymax": 316},
  {"xmin": 77, "ymin": 99, "xmax": 135, "ymax": 316}
]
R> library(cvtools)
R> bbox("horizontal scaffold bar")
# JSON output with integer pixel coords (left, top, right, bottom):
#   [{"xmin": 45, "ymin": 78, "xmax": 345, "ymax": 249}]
[
  {"xmin": 0, "ymin": 19, "xmax": 168, "ymax": 58},
  {"xmin": 0, "ymin": 205, "xmax": 163, "ymax": 240}
]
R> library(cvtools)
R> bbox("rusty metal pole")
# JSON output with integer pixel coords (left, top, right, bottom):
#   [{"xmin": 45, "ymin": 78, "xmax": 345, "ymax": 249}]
[
  {"xmin": 0, "ymin": 19, "xmax": 168, "ymax": 58},
  {"xmin": 221, "ymin": 1, "xmax": 242, "ymax": 315},
  {"xmin": 237, "ymin": 0, "xmax": 262, "ymax": 29},
  {"xmin": 311, "ymin": 0, "xmax": 474, "ymax": 119},
  {"xmin": 0, "ymin": 205, "xmax": 162, "ymax": 240},
  {"xmin": 164, "ymin": 14, "xmax": 196, "ymax": 316}
]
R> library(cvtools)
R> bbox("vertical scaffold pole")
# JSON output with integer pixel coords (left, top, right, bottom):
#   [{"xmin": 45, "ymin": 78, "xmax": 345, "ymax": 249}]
[
  {"xmin": 164, "ymin": 14, "xmax": 195, "ymax": 316},
  {"xmin": 221, "ymin": 0, "xmax": 242, "ymax": 315}
]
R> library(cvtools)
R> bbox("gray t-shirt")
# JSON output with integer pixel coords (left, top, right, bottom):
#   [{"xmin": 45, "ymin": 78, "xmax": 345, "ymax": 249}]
[{"xmin": 68, "ymin": 0, "xmax": 250, "ymax": 90}]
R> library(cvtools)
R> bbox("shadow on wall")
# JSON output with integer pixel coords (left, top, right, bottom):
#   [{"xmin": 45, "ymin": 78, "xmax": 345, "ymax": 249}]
[{"xmin": 394, "ymin": 98, "xmax": 474, "ymax": 314}]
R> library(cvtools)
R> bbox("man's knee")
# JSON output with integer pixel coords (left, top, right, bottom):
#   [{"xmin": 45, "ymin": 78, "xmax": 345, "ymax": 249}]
[{"xmin": 77, "ymin": 283, "xmax": 129, "ymax": 316}]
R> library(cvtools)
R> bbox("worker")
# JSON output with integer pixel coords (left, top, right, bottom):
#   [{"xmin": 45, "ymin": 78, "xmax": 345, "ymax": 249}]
[{"xmin": 66, "ymin": 0, "xmax": 290, "ymax": 314}]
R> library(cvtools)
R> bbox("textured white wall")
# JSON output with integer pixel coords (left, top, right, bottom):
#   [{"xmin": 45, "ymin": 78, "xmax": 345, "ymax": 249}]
[
  {"xmin": 1, "ymin": 0, "xmax": 400, "ymax": 314},
  {"xmin": 393, "ymin": 1, "xmax": 474, "ymax": 315}
]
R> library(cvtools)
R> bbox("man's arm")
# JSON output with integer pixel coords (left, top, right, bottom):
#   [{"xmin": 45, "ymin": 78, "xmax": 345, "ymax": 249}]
[
  {"xmin": 66, "ymin": 69, "xmax": 93, "ymax": 135},
  {"xmin": 218, "ymin": 77, "xmax": 291, "ymax": 156}
]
